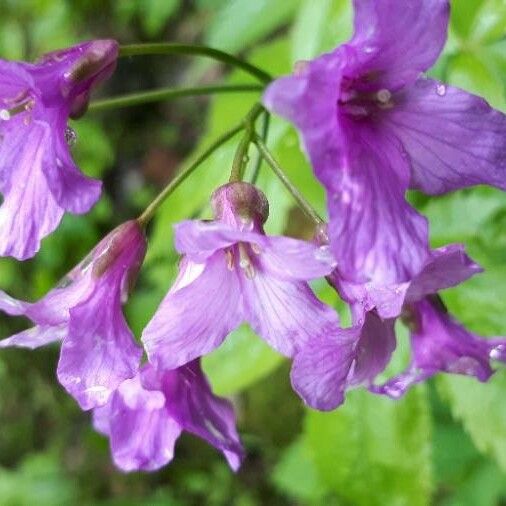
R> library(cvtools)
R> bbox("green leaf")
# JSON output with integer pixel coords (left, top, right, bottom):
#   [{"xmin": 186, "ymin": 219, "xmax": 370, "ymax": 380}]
[
  {"xmin": 291, "ymin": 0, "xmax": 352, "ymax": 61},
  {"xmin": 202, "ymin": 325, "xmax": 284, "ymax": 396},
  {"xmin": 450, "ymin": 0, "xmax": 487, "ymax": 40},
  {"xmin": 205, "ymin": 0, "xmax": 301, "ymax": 53},
  {"xmin": 140, "ymin": 0, "xmax": 180, "ymax": 37},
  {"xmin": 305, "ymin": 387, "xmax": 432, "ymax": 506},
  {"xmin": 447, "ymin": 51, "xmax": 506, "ymax": 110},
  {"xmin": 438, "ymin": 371, "xmax": 506, "ymax": 473},
  {"xmin": 423, "ymin": 188, "xmax": 505, "ymax": 248},
  {"xmin": 272, "ymin": 437, "xmax": 328, "ymax": 502}
]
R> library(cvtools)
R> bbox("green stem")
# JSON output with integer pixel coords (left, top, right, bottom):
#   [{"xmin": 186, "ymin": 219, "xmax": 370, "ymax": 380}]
[
  {"xmin": 88, "ymin": 84, "xmax": 263, "ymax": 112},
  {"xmin": 119, "ymin": 43, "xmax": 272, "ymax": 84},
  {"xmin": 137, "ymin": 123, "xmax": 244, "ymax": 226},
  {"xmin": 253, "ymin": 135, "xmax": 324, "ymax": 226},
  {"xmin": 229, "ymin": 103, "xmax": 265, "ymax": 182},
  {"xmin": 250, "ymin": 110, "xmax": 270, "ymax": 184}
]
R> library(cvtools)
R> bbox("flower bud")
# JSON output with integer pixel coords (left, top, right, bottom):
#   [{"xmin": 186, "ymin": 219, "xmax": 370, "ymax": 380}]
[{"xmin": 211, "ymin": 182, "xmax": 269, "ymax": 227}]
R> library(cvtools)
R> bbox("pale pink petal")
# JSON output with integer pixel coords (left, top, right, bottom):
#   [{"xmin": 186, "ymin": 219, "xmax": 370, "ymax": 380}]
[
  {"xmin": 0, "ymin": 324, "xmax": 65, "ymax": 349},
  {"xmin": 0, "ymin": 121, "xmax": 64, "ymax": 260},
  {"xmin": 57, "ymin": 281, "xmax": 142, "ymax": 410},
  {"xmin": 142, "ymin": 253, "xmax": 243, "ymax": 370},
  {"xmin": 242, "ymin": 263, "xmax": 341, "ymax": 357}
]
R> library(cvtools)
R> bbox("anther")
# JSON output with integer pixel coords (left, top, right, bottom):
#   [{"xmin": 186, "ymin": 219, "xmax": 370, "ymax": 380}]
[
  {"xmin": 225, "ymin": 250, "xmax": 234, "ymax": 271},
  {"xmin": 238, "ymin": 243, "xmax": 255, "ymax": 279}
]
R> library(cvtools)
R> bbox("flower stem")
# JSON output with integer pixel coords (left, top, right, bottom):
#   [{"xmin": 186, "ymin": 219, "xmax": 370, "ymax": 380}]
[
  {"xmin": 229, "ymin": 103, "xmax": 265, "ymax": 182},
  {"xmin": 253, "ymin": 136, "xmax": 324, "ymax": 225},
  {"xmin": 88, "ymin": 84, "xmax": 263, "ymax": 112},
  {"xmin": 250, "ymin": 110, "xmax": 270, "ymax": 184},
  {"xmin": 119, "ymin": 43, "xmax": 272, "ymax": 84},
  {"xmin": 137, "ymin": 123, "xmax": 244, "ymax": 227}
]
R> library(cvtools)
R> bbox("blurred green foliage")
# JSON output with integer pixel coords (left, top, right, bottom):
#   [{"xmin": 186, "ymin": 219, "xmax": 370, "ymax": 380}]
[{"xmin": 0, "ymin": 0, "xmax": 505, "ymax": 504}]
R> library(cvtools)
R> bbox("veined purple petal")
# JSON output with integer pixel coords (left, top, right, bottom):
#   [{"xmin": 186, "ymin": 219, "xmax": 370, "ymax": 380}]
[
  {"xmin": 0, "ymin": 324, "xmax": 65, "ymax": 349},
  {"xmin": 291, "ymin": 311, "xmax": 395, "ymax": 411},
  {"xmin": 327, "ymin": 123, "xmax": 429, "ymax": 284},
  {"xmin": 175, "ymin": 220, "xmax": 334, "ymax": 280},
  {"xmin": 41, "ymin": 109, "xmax": 101, "ymax": 213},
  {"xmin": 0, "ymin": 290, "xmax": 30, "ymax": 316},
  {"xmin": 290, "ymin": 330, "xmax": 359, "ymax": 411},
  {"xmin": 350, "ymin": 0, "xmax": 449, "ymax": 89},
  {"xmin": 259, "ymin": 235, "xmax": 336, "ymax": 280},
  {"xmin": 142, "ymin": 252, "xmax": 243, "ymax": 370},
  {"xmin": 242, "ymin": 259, "xmax": 341, "ymax": 357},
  {"xmin": 374, "ymin": 298, "xmax": 506, "ymax": 398},
  {"xmin": 0, "ymin": 40, "xmax": 118, "ymax": 259},
  {"xmin": 0, "ymin": 121, "xmax": 64, "ymax": 260},
  {"xmin": 94, "ymin": 362, "xmax": 244, "ymax": 473},
  {"xmin": 385, "ymin": 78, "xmax": 506, "ymax": 194},
  {"xmin": 405, "ymin": 244, "xmax": 482, "ymax": 303},
  {"xmin": 97, "ymin": 373, "xmax": 181, "ymax": 472},
  {"xmin": 162, "ymin": 361, "xmax": 244, "ymax": 470},
  {"xmin": 335, "ymin": 243, "xmax": 482, "ymax": 320},
  {"xmin": 57, "ymin": 281, "xmax": 142, "ymax": 410}
]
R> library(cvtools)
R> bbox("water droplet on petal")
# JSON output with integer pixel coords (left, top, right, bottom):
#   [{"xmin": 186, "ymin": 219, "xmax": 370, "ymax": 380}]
[
  {"xmin": 0, "ymin": 109, "xmax": 11, "ymax": 121},
  {"xmin": 65, "ymin": 126, "xmax": 77, "ymax": 147},
  {"xmin": 436, "ymin": 84, "xmax": 446, "ymax": 97}
]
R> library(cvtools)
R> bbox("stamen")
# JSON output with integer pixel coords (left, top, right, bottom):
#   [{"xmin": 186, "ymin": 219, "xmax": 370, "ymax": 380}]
[
  {"xmin": 0, "ymin": 99, "xmax": 35, "ymax": 122},
  {"xmin": 238, "ymin": 243, "xmax": 255, "ymax": 279},
  {"xmin": 225, "ymin": 249, "xmax": 234, "ymax": 271},
  {"xmin": 251, "ymin": 243, "xmax": 262, "ymax": 255}
]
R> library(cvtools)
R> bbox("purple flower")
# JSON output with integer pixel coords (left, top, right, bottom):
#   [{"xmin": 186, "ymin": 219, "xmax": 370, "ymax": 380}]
[
  {"xmin": 290, "ymin": 310, "xmax": 396, "ymax": 411},
  {"xmin": 0, "ymin": 220, "xmax": 145, "ymax": 410},
  {"xmin": 263, "ymin": 0, "xmax": 506, "ymax": 285},
  {"xmin": 0, "ymin": 39, "xmax": 118, "ymax": 259},
  {"xmin": 291, "ymin": 237, "xmax": 505, "ymax": 409},
  {"xmin": 93, "ymin": 360, "xmax": 244, "ymax": 472},
  {"xmin": 372, "ymin": 297, "xmax": 506, "ymax": 398},
  {"xmin": 142, "ymin": 182, "xmax": 340, "ymax": 370}
]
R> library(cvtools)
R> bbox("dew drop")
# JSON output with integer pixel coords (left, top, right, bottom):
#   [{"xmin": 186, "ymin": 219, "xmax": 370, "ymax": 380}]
[
  {"xmin": 0, "ymin": 109, "xmax": 11, "ymax": 121},
  {"xmin": 436, "ymin": 84, "xmax": 447, "ymax": 97},
  {"xmin": 65, "ymin": 126, "xmax": 77, "ymax": 146}
]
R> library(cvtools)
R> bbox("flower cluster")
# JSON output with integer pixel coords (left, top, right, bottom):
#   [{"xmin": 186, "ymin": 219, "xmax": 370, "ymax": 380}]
[{"xmin": 1, "ymin": 0, "xmax": 506, "ymax": 473}]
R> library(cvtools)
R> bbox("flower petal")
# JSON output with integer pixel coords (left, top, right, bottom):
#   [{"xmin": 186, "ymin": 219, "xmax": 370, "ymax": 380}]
[
  {"xmin": 327, "ymin": 124, "xmax": 429, "ymax": 284},
  {"xmin": 350, "ymin": 0, "xmax": 449, "ymax": 88},
  {"xmin": 374, "ymin": 298, "xmax": 505, "ymax": 398},
  {"xmin": 174, "ymin": 220, "xmax": 265, "ymax": 261},
  {"xmin": 406, "ymin": 244, "xmax": 482, "ymax": 303},
  {"xmin": 142, "ymin": 252, "xmax": 243, "ymax": 370},
  {"xmin": 57, "ymin": 281, "xmax": 142, "ymax": 410},
  {"xmin": 386, "ymin": 78, "xmax": 506, "ymax": 194},
  {"xmin": 0, "ymin": 290, "xmax": 30, "ymax": 316},
  {"xmin": 291, "ymin": 311, "xmax": 395, "ymax": 411},
  {"xmin": 260, "ymin": 236, "xmax": 336, "ymax": 280},
  {"xmin": 350, "ymin": 311, "xmax": 396, "ymax": 385},
  {"xmin": 242, "ymin": 263, "xmax": 341, "ymax": 357},
  {"xmin": 0, "ymin": 121, "xmax": 64, "ymax": 260},
  {"xmin": 290, "ymin": 330, "xmax": 359, "ymax": 411},
  {"xmin": 42, "ymin": 111, "xmax": 102, "ymax": 214},
  {"xmin": 163, "ymin": 360, "xmax": 244, "ymax": 471},
  {"xmin": 0, "ymin": 324, "xmax": 65, "ymax": 349},
  {"xmin": 99, "ymin": 373, "xmax": 182, "ymax": 472}
]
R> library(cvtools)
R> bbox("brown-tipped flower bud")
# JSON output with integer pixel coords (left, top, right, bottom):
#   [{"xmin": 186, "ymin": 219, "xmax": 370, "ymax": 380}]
[{"xmin": 211, "ymin": 182, "xmax": 269, "ymax": 227}]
